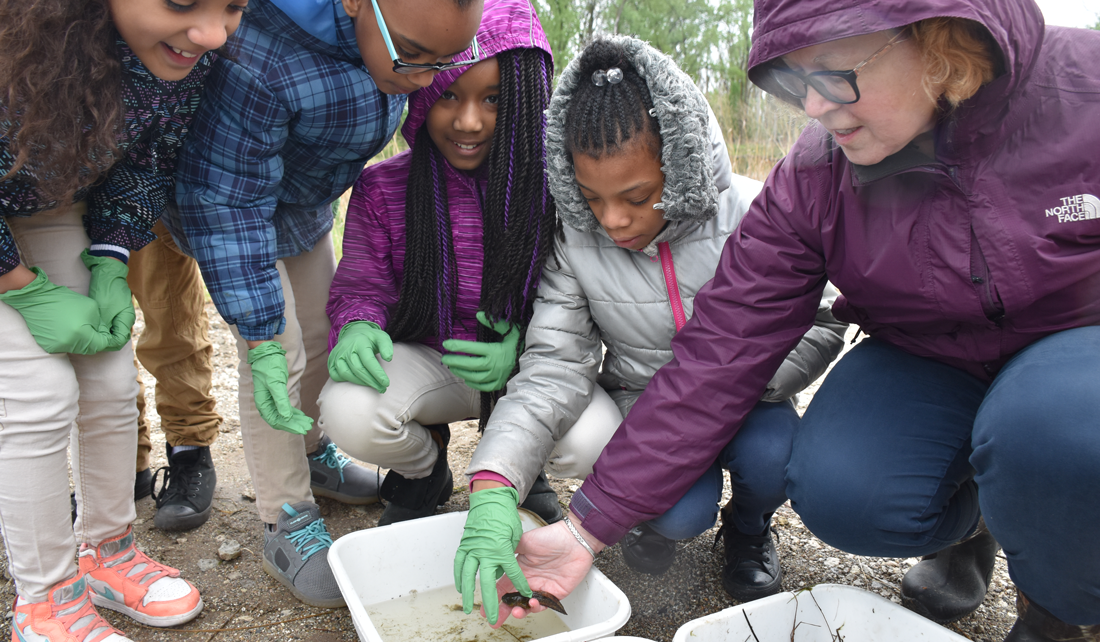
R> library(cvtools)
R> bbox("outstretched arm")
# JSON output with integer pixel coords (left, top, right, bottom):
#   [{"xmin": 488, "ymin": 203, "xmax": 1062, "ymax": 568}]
[{"xmin": 482, "ymin": 510, "xmax": 605, "ymax": 627}]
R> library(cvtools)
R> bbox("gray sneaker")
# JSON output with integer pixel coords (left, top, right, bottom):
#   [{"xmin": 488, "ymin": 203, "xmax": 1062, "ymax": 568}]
[
  {"xmin": 262, "ymin": 502, "xmax": 345, "ymax": 608},
  {"xmin": 308, "ymin": 435, "xmax": 384, "ymax": 505}
]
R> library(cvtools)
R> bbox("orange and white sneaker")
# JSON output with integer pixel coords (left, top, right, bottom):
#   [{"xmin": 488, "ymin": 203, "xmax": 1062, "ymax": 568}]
[
  {"xmin": 77, "ymin": 527, "xmax": 202, "ymax": 627},
  {"xmin": 11, "ymin": 574, "xmax": 131, "ymax": 642}
]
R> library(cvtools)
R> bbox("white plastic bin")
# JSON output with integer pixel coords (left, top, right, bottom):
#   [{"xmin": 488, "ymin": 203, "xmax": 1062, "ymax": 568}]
[
  {"xmin": 672, "ymin": 584, "xmax": 971, "ymax": 642},
  {"xmin": 329, "ymin": 510, "xmax": 631, "ymax": 642}
]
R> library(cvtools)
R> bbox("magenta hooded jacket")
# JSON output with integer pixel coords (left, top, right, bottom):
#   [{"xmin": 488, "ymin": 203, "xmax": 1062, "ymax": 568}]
[
  {"xmin": 572, "ymin": 0, "xmax": 1100, "ymax": 545},
  {"xmin": 326, "ymin": 0, "xmax": 551, "ymax": 351}
]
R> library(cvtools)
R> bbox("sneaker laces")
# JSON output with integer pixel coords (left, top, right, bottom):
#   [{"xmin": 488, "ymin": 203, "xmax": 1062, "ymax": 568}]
[
  {"xmin": 285, "ymin": 518, "xmax": 334, "ymax": 563},
  {"xmin": 311, "ymin": 442, "xmax": 350, "ymax": 483},
  {"xmin": 98, "ymin": 545, "xmax": 173, "ymax": 587},
  {"xmin": 151, "ymin": 455, "xmax": 203, "ymax": 509}
]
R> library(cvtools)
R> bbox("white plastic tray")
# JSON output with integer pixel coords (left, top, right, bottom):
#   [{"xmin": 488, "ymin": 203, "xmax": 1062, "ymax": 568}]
[
  {"xmin": 329, "ymin": 509, "xmax": 631, "ymax": 642},
  {"xmin": 672, "ymin": 584, "xmax": 971, "ymax": 641}
]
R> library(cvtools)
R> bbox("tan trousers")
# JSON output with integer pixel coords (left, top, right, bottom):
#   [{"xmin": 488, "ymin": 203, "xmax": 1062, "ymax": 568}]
[
  {"xmin": 229, "ymin": 233, "xmax": 334, "ymax": 524},
  {"xmin": 318, "ymin": 342, "xmax": 480, "ymax": 478},
  {"xmin": 128, "ymin": 220, "xmax": 221, "ymax": 471},
  {"xmin": 0, "ymin": 204, "xmax": 139, "ymax": 601}
]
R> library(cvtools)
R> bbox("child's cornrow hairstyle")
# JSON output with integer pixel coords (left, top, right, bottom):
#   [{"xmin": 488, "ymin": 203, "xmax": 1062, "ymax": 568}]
[
  {"xmin": 0, "ymin": 0, "xmax": 122, "ymax": 206},
  {"xmin": 388, "ymin": 47, "xmax": 558, "ymax": 424},
  {"xmin": 563, "ymin": 40, "xmax": 661, "ymax": 159}
]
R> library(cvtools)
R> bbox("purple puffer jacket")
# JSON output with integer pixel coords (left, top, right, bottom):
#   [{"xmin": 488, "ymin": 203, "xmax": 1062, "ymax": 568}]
[
  {"xmin": 572, "ymin": 0, "xmax": 1100, "ymax": 545},
  {"xmin": 326, "ymin": 0, "xmax": 551, "ymax": 351}
]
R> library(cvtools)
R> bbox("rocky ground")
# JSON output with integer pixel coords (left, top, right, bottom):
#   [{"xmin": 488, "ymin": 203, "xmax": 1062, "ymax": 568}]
[{"xmin": 0, "ymin": 307, "xmax": 1017, "ymax": 641}]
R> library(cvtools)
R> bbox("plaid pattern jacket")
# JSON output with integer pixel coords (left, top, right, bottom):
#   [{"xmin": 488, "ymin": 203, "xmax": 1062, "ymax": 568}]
[
  {"xmin": 171, "ymin": 0, "xmax": 405, "ymax": 339},
  {"xmin": 0, "ymin": 41, "xmax": 213, "ymax": 274}
]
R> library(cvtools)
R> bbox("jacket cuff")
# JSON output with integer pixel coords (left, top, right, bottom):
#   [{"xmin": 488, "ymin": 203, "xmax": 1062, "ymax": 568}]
[
  {"xmin": 88, "ymin": 243, "xmax": 131, "ymax": 264},
  {"xmin": 470, "ymin": 470, "xmax": 515, "ymax": 487},
  {"xmin": 569, "ymin": 487, "xmax": 631, "ymax": 546},
  {"xmin": 0, "ymin": 257, "xmax": 18, "ymax": 276},
  {"xmin": 237, "ymin": 317, "xmax": 286, "ymax": 342}
]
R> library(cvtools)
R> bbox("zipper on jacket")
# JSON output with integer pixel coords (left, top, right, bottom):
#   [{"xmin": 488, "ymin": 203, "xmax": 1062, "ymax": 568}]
[
  {"xmin": 969, "ymin": 226, "xmax": 1005, "ymax": 325},
  {"xmin": 657, "ymin": 241, "xmax": 687, "ymax": 332}
]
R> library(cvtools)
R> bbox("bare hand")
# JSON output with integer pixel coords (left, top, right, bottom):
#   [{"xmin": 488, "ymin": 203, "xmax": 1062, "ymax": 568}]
[{"xmin": 480, "ymin": 520, "xmax": 595, "ymax": 627}]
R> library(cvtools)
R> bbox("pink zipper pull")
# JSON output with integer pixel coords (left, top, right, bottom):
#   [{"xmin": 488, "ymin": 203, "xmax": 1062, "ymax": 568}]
[{"xmin": 658, "ymin": 241, "xmax": 687, "ymax": 332}]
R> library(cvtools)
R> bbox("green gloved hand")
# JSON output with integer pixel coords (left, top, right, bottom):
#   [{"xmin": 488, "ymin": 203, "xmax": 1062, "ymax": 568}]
[
  {"xmin": 327, "ymin": 321, "xmax": 393, "ymax": 393},
  {"xmin": 440, "ymin": 312, "xmax": 521, "ymax": 392},
  {"xmin": 454, "ymin": 486, "xmax": 531, "ymax": 624},
  {"xmin": 0, "ymin": 267, "xmax": 121, "ymax": 355},
  {"xmin": 247, "ymin": 341, "xmax": 314, "ymax": 435},
  {"xmin": 80, "ymin": 250, "xmax": 135, "ymax": 351}
]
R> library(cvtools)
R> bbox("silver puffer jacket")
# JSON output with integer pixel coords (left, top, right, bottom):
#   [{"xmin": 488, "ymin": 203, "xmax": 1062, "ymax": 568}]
[{"xmin": 467, "ymin": 112, "xmax": 848, "ymax": 500}]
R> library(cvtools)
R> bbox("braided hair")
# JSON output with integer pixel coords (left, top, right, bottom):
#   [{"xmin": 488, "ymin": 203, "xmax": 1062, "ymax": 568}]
[
  {"xmin": 388, "ymin": 46, "xmax": 558, "ymax": 425},
  {"xmin": 564, "ymin": 39, "xmax": 662, "ymax": 159}
]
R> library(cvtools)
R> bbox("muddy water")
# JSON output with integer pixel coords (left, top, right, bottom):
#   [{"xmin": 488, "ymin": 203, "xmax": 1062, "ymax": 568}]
[{"xmin": 366, "ymin": 585, "xmax": 571, "ymax": 642}]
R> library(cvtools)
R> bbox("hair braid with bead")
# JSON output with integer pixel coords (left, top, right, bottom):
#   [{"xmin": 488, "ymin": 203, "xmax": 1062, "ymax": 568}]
[{"xmin": 564, "ymin": 39, "xmax": 661, "ymax": 159}]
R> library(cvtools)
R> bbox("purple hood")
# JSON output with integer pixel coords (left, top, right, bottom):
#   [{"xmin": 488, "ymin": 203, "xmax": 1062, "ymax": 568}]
[
  {"xmin": 748, "ymin": 0, "xmax": 1044, "ymax": 141},
  {"xmin": 400, "ymin": 0, "xmax": 551, "ymax": 147}
]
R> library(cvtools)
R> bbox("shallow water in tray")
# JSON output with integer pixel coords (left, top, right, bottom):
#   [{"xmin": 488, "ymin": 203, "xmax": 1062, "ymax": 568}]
[{"xmin": 366, "ymin": 584, "xmax": 571, "ymax": 642}]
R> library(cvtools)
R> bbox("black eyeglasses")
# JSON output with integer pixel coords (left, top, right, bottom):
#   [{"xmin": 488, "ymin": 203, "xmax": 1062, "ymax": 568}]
[
  {"xmin": 370, "ymin": 0, "xmax": 481, "ymax": 75},
  {"xmin": 768, "ymin": 31, "xmax": 908, "ymax": 105}
]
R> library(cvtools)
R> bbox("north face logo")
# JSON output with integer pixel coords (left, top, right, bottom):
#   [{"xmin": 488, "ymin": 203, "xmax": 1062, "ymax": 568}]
[{"xmin": 1045, "ymin": 194, "xmax": 1100, "ymax": 223}]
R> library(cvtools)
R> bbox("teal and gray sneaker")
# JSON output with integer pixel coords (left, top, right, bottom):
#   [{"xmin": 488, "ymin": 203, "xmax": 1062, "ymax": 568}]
[
  {"xmin": 262, "ymin": 502, "xmax": 345, "ymax": 608},
  {"xmin": 308, "ymin": 435, "xmax": 384, "ymax": 505}
]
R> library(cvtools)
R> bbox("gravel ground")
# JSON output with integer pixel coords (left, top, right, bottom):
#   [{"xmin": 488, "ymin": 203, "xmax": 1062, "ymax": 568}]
[{"xmin": 0, "ymin": 309, "xmax": 1017, "ymax": 641}]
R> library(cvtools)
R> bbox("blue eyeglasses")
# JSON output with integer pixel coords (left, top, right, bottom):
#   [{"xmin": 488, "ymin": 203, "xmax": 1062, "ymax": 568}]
[{"xmin": 370, "ymin": 0, "xmax": 482, "ymax": 75}]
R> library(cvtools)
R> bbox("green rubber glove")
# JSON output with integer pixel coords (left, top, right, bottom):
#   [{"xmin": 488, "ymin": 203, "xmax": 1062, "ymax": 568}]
[
  {"xmin": 247, "ymin": 341, "xmax": 314, "ymax": 435},
  {"xmin": 80, "ymin": 250, "xmax": 135, "ymax": 351},
  {"xmin": 454, "ymin": 486, "xmax": 531, "ymax": 624},
  {"xmin": 327, "ymin": 321, "xmax": 393, "ymax": 393},
  {"xmin": 0, "ymin": 267, "xmax": 120, "ymax": 355},
  {"xmin": 440, "ymin": 312, "xmax": 521, "ymax": 392}
]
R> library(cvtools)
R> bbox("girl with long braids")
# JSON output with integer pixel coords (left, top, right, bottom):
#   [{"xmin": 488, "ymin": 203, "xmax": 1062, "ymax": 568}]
[
  {"xmin": 454, "ymin": 36, "xmax": 848, "ymax": 625},
  {"xmin": 319, "ymin": 0, "xmax": 558, "ymax": 527},
  {"xmin": 0, "ymin": 0, "xmax": 243, "ymax": 639}
]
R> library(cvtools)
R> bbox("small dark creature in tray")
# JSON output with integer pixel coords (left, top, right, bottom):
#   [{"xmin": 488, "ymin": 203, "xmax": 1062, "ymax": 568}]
[{"xmin": 500, "ymin": 590, "xmax": 567, "ymax": 615}]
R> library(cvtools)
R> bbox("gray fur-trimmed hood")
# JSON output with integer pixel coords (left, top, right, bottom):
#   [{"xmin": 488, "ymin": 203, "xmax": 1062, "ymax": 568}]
[{"xmin": 545, "ymin": 35, "xmax": 720, "ymax": 232}]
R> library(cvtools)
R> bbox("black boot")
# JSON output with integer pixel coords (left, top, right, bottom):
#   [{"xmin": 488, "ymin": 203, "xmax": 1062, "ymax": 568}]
[
  {"xmin": 718, "ymin": 516, "xmax": 783, "ymax": 602},
  {"xmin": 377, "ymin": 424, "xmax": 453, "ymax": 526},
  {"xmin": 901, "ymin": 519, "xmax": 1000, "ymax": 623},
  {"xmin": 134, "ymin": 468, "xmax": 153, "ymax": 501},
  {"xmin": 151, "ymin": 445, "xmax": 217, "ymax": 532},
  {"xmin": 621, "ymin": 522, "xmax": 677, "ymax": 575},
  {"xmin": 1005, "ymin": 589, "xmax": 1100, "ymax": 642},
  {"xmin": 518, "ymin": 471, "xmax": 562, "ymax": 524}
]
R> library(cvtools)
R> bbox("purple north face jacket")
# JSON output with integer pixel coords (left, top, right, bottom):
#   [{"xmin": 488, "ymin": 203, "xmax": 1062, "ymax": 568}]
[{"xmin": 571, "ymin": 0, "xmax": 1100, "ymax": 545}]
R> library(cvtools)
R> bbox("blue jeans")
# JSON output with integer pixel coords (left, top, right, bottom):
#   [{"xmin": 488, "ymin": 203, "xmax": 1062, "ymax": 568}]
[
  {"xmin": 646, "ymin": 399, "xmax": 799, "ymax": 541},
  {"xmin": 788, "ymin": 328, "xmax": 1100, "ymax": 625}
]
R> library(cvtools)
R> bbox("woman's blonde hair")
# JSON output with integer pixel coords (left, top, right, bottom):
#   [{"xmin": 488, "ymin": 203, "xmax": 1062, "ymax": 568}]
[{"xmin": 909, "ymin": 17, "xmax": 1000, "ymax": 109}]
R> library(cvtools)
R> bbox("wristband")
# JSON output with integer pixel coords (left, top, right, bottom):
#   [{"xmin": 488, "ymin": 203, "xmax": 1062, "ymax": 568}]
[{"xmin": 562, "ymin": 515, "xmax": 596, "ymax": 559}]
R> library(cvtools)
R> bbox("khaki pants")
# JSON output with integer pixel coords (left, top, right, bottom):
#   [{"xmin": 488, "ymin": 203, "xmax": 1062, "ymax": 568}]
[
  {"xmin": 0, "ymin": 204, "xmax": 139, "ymax": 601},
  {"xmin": 128, "ymin": 220, "xmax": 221, "ymax": 472},
  {"xmin": 318, "ymin": 342, "xmax": 480, "ymax": 478},
  {"xmin": 229, "ymin": 233, "xmax": 334, "ymax": 524}
]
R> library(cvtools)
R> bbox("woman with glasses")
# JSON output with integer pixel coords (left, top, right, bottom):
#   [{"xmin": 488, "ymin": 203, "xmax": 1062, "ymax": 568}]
[{"xmin": 485, "ymin": 0, "xmax": 1100, "ymax": 639}]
